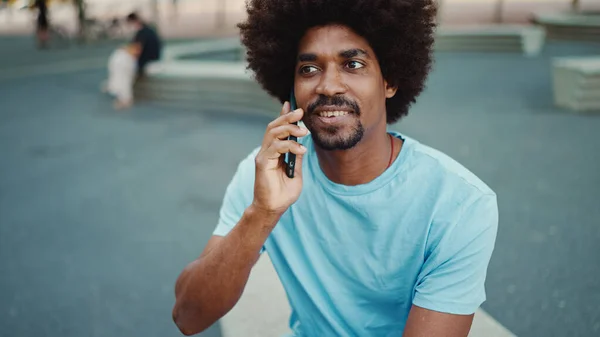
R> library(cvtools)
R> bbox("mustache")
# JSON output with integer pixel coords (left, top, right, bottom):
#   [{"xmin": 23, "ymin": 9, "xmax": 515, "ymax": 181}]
[{"xmin": 307, "ymin": 95, "xmax": 360, "ymax": 115}]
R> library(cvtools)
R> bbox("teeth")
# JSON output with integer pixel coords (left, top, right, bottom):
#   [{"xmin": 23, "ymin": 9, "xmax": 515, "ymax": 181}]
[{"xmin": 318, "ymin": 111, "xmax": 349, "ymax": 117}]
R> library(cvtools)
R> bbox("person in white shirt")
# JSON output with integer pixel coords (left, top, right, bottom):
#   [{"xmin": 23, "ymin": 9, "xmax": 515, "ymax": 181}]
[{"xmin": 102, "ymin": 44, "xmax": 141, "ymax": 110}]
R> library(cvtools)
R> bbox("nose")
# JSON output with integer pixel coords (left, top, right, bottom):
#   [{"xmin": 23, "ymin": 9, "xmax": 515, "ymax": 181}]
[{"xmin": 315, "ymin": 65, "xmax": 348, "ymax": 97}]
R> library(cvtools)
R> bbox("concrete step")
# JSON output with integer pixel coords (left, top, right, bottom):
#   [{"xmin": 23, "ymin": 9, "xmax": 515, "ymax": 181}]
[
  {"xmin": 140, "ymin": 97, "xmax": 278, "ymax": 118},
  {"xmin": 135, "ymin": 86, "xmax": 280, "ymax": 115},
  {"xmin": 533, "ymin": 11, "xmax": 600, "ymax": 42},
  {"xmin": 435, "ymin": 25, "xmax": 545, "ymax": 56},
  {"xmin": 134, "ymin": 63, "xmax": 281, "ymax": 117},
  {"xmin": 136, "ymin": 79, "xmax": 266, "ymax": 96},
  {"xmin": 136, "ymin": 92, "xmax": 279, "ymax": 113},
  {"xmin": 545, "ymin": 27, "xmax": 600, "ymax": 42},
  {"xmin": 435, "ymin": 42, "xmax": 523, "ymax": 52},
  {"xmin": 162, "ymin": 37, "xmax": 244, "ymax": 61},
  {"xmin": 552, "ymin": 56, "xmax": 600, "ymax": 112}
]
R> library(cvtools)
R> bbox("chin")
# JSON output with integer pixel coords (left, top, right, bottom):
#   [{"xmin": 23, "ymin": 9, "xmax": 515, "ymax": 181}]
[{"xmin": 310, "ymin": 124, "xmax": 365, "ymax": 151}]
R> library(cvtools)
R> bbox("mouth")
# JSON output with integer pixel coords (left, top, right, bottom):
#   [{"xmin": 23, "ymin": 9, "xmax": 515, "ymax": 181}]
[
  {"xmin": 317, "ymin": 110, "xmax": 351, "ymax": 118},
  {"xmin": 312, "ymin": 109, "xmax": 354, "ymax": 125}
]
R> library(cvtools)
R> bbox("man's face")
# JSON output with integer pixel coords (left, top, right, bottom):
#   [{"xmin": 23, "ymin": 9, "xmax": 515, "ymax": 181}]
[
  {"xmin": 127, "ymin": 20, "xmax": 141, "ymax": 32},
  {"xmin": 295, "ymin": 25, "xmax": 396, "ymax": 151}
]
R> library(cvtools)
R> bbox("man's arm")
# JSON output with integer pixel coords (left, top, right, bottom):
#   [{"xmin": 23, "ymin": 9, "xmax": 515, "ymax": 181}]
[
  {"xmin": 131, "ymin": 29, "xmax": 144, "ymax": 58},
  {"xmin": 172, "ymin": 103, "xmax": 307, "ymax": 336},
  {"xmin": 172, "ymin": 206, "xmax": 280, "ymax": 335},
  {"xmin": 403, "ymin": 305, "xmax": 474, "ymax": 337}
]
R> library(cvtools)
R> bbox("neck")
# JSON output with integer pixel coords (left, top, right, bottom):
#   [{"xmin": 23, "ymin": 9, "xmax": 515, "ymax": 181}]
[{"xmin": 315, "ymin": 129, "xmax": 401, "ymax": 186}]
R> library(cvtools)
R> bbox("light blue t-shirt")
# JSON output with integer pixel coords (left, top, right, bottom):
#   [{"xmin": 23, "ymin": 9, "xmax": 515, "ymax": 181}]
[{"xmin": 214, "ymin": 132, "xmax": 498, "ymax": 336}]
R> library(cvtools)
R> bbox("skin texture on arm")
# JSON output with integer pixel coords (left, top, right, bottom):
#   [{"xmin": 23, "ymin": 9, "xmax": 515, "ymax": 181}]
[
  {"xmin": 172, "ymin": 207, "xmax": 278, "ymax": 335},
  {"xmin": 403, "ymin": 305, "xmax": 474, "ymax": 337}
]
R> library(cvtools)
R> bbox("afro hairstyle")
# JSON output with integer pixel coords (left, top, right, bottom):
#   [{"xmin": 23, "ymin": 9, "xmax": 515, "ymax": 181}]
[{"xmin": 238, "ymin": 0, "xmax": 437, "ymax": 123}]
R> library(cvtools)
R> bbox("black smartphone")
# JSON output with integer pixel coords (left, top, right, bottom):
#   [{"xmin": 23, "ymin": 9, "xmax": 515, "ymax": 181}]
[{"xmin": 285, "ymin": 89, "xmax": 298, "ymax": 178}]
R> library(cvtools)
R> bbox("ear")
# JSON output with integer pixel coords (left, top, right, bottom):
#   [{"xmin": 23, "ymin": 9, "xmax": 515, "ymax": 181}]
[{"xmin": 384, "ymin": 80, "xmax": 397, "ymax": 99}]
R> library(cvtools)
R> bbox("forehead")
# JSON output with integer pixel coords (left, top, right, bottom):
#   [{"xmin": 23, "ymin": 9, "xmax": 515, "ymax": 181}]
[{"xmin": 297, "ymin": 25, "xmax": 373, "ymax": 56}]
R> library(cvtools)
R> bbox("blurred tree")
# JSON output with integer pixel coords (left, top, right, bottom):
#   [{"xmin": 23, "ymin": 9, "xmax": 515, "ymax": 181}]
[
  {"xmin": 571, "ymin": 0, "xmax": 580, "ymax": 12},
  {"xmin": 494, "ymin": 0, "xmax": 505, "ymax": 23},
  {"xmin": 72, "ymin": 0, "xmax": 86, "ymax": 41}
]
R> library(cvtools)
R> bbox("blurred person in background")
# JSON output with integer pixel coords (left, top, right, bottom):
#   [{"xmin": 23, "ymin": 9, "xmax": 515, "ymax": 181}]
[
  {"xmin": 125, "ymin": 12, "xmax": 162, "ymax": 78},
  {"xmin": 32, "ymin": 0, "xmax": 49, "ymax": 48},
  {"xmin": 173, "ymin": 0, "xmax": 498, "ymax": 336},
  {"xmin": 101, "ymin": 43, "xmax": 141, "ymax": 110}
]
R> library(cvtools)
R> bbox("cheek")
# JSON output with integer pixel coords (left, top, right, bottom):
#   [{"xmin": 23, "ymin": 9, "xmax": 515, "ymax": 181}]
[
  {"xmin": 295, "ymin": 82, "xmax": 315, "ymax": 110},
  {"xmin": 351, "ymin": 79, "xmax": 386, "ymax": 110}
]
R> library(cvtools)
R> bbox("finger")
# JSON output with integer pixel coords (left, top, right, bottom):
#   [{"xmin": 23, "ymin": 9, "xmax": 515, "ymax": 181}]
[
  {"xmin": 280, "ymin": 101, "xmax": 290, "ymax": 116},
  {"xmin": 268, "ymin": 124, "xmax": 309, "ymax": 141},
  {"xmin": 293, "ymin": 152, "xmax": 305, "ymax": 179},
  {"xmin": 266, "ymin": 108, "xmax": 304, "ymax": 131},
  {"xmin": 265, "ymin": 140, "xmax": 307, "ymax": 160}
]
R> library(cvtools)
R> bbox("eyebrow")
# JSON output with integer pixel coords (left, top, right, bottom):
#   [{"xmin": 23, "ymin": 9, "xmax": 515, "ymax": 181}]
[
  {"xmin": 297, "ymin": 48, "xmax": 370, "ymax": 63},
  {"xmin": 339, "ymin": 48, "xmax": 369, "ymax": 59},
  {"xmin": 298, "ymin": 53, "xmax": 317, "ymax": 62}
]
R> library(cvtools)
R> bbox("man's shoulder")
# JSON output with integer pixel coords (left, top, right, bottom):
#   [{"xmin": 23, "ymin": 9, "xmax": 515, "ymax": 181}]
[
  {"xmin": 238, "ymin": 146, "xmax": 261, "ymax": 168},
  {"xmin": 219, "ymin": 147, "xmax": 260, "ymax": 206},
  {"xmin": 142, "ymin": 25, "xmax": 159, "ymax": 37},
  {"xmin": 404, "ymin": 135, "xmax": 494, "ymax": 197},
  {"xmin": 403, "ymin": 137, "xmax": 498, "ymax": 254},
  {"xmin": 230, "ymin": 146, "xmax": 260, "ymax": 183},
  {"xmin": 135, "ymin": 26, "xmax": 153, "ymax": 37}
]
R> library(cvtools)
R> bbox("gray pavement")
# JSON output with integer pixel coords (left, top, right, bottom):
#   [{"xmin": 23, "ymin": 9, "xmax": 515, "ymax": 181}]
[
  {"xmin": 0, "ymin": 36, "xmax": 121, "ymax": 69},
  {"xmin": 0, "ymin": 69, "xmax": 226, "ymax": 337},
  {"xmin": 0, "ymin": 37, "xmax": 599, "ymax": 337}
]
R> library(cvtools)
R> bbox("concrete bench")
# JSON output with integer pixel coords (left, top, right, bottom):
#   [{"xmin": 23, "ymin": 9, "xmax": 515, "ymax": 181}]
[
  {"xmin": 135, "ymin": 39, "xmax": 281, "ymax": 117},
  {"xmin": 532, "ymin": 12, "xmax": 600, "ymax": 42},
  {"xmin": 552, "ymin": 56, "xmax": 600, "ymax": 112},
  {"xmin": 136, "ymin": 60, "xmax": 280, "ymax": 117},
  {"xmin": 435, "ymin": 25, "xmax": 546, "ymax": 57},
  {"xmin": 162, "ymin": 37, "xmax": 245, "ymax": 61}
]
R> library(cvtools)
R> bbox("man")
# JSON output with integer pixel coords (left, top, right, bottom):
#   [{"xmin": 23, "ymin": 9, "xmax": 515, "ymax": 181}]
[
  {"xmin": 173, "ymin": 0, "xmax": 498, "ymax": 336},
  {"xmin": 33, "ymin": 0, "xmax": 49, "ymax": 48},
  {"xmin": 125, "ymin": 12, "xmax": 161, "ymax": 77}
]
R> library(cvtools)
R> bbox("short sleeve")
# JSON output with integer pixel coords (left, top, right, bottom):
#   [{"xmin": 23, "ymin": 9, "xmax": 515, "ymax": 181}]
[
  {"xmin": 413, "ymin": 194, "xmax": 499, "ymax": 315},
  {"xmin": 212, "ymin": 147, "xmax": 259, "ymax": 237}
]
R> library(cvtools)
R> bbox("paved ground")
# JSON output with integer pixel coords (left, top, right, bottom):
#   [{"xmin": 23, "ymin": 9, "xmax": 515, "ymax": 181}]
[
  {"xmin": 0, "ymin": 36, "xmax": 599, "ymax": 337},
  {"xmin": 0, "ymin": 75, "xmax": 224, "ymax": 336}
]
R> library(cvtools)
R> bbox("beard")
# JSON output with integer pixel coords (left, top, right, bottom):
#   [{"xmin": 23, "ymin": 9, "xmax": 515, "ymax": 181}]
[
  {"xmin": 309, "ymin": 123, "xmax": 364, "ymax": 151},
  {"xmin": 303, "ymin": 95, "xmax": 365, "ymax": 151}
]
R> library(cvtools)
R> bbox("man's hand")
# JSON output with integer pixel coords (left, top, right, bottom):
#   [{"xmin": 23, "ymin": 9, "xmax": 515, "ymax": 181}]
[{"xmin": 252, "ymin": 101, "xmax": 308, "ymax": 217}]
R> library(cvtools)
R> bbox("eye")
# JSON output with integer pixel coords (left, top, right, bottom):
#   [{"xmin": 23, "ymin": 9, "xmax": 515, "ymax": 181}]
[
  {"xmin": 346, "ymin": 61, "xmax": 365, "ymax": 70},
  {"xmin": 300, "ymin": 65, "xmax": 319, "ymax": 74}
]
